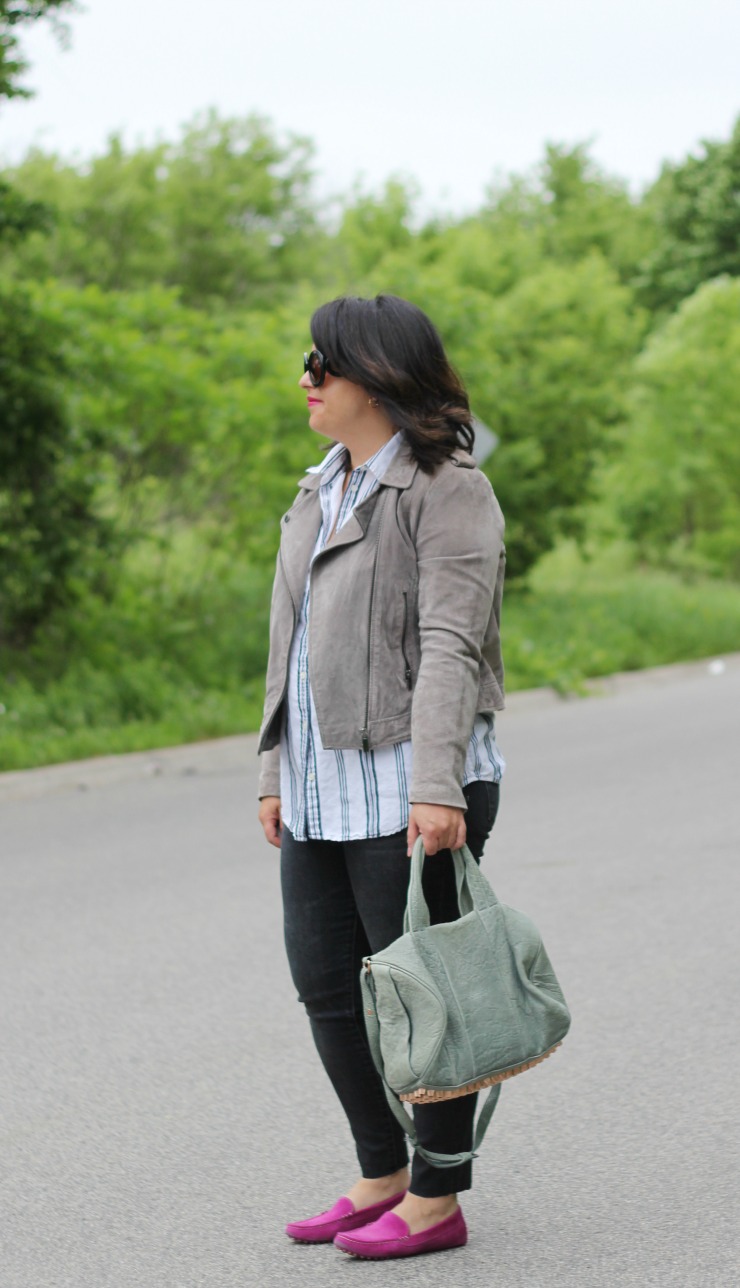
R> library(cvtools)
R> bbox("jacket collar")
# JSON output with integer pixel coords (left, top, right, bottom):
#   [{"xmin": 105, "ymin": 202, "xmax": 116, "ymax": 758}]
[{"xmin": 298, "ymin": 438, "xmax": 419, "ymax": 492}]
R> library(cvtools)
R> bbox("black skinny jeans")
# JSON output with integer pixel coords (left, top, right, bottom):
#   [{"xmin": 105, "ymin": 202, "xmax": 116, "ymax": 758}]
[{"xmin": 280, "ymin": 779, "xmax": 500, "ymax": 1198}]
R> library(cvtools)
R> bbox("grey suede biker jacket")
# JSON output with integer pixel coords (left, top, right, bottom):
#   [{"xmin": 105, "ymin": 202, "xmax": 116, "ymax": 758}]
[{"xmin": 257, "ymin": 442, "xmax": 505, "ymax": 811}]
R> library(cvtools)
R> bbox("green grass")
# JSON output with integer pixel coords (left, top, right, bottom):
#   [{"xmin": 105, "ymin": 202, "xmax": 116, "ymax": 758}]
[
  {"xmin": 504, "ymin": 544, "xmax": 740, "ymax": 692},
  {"xmin": 1, "ymin": 542, "xmax": 739, "ymax": 772},
  {"xmin": 0, "ymin": 668, "xmax": 265, "ymax": 771}
]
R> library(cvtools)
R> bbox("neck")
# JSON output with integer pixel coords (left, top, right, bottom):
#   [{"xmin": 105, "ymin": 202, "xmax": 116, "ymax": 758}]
[{"xmin": 345, "ymin": 426, "xmax": 396, "ymax": 471}]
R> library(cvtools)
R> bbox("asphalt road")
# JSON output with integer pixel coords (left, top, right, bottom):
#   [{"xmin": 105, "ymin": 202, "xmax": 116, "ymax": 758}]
[{"xmin": 1, "ymin": 658, "xmax": 739, "ymax": 1288}]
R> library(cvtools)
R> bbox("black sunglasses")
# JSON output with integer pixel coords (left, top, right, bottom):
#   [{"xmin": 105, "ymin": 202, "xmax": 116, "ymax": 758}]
[{"xmin": 303, "ymin": 348, "xmax": 341, "ymax": 387}]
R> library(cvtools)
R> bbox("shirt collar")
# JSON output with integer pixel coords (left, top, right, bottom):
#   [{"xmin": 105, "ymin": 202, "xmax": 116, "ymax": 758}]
[
  {"xmin": 363, "ymin": 432, "xmax": 404, "ymax": 483},
  {"xmin": 306, "ymin": 433, "xmax": 404, "ymax": 487},
  {"xmin": 305, "ymin": 441, "xmax": 345, "ymax": 479}
]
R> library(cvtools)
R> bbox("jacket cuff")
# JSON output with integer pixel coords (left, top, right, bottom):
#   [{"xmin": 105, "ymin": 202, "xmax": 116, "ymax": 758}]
[
  {"xmin": 258, "ymin": 743, "xmax": 281, "ymax": 799},
  {"xmin": 409, "ymin": 780, "xmax": 467, "ymax": 811}
]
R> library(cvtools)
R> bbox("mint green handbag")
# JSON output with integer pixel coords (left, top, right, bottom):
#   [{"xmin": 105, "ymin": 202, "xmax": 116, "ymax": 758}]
[{"xmin": 361, "ymin": 838, "xmax": 571, "ymax": 1168}]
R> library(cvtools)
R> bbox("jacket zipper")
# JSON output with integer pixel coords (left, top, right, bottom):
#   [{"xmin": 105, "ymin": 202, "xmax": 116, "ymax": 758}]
[
  {"xmin": 262, "ymin": 547, "xmax": 297, "ymax": 737},
  {"xmin": 361, "ymin": 525, "xmax": 383, "ymax": 753},
  {"xmin": 401, "ymin": 591, "xmax": 412, "ymax": 689}
]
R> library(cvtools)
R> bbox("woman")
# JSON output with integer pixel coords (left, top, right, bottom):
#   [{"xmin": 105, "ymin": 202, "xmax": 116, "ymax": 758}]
[{"xmin": 257, "ymin": 294, "xmax": 506, "ymax": 1259}]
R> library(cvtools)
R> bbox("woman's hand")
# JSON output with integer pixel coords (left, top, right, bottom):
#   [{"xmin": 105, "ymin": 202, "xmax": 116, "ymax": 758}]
[
  {"xmin": 259, "ymin": 796, "xmax": 283, "ymax": 848},
  {"xmin": 407, "ymin": 803, "xmax": 466, "ymax": 857}
]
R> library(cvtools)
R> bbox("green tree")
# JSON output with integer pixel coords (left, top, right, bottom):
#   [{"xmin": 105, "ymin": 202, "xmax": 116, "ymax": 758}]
[
  {"xmin": 0, "ymin": 284, "xmax": 116, "ymax": 647},
  {"xmin": 637, "ymin": 117, "xmax": 740, "ymax": 312},
  {"xmin": 483, "ymin": 143, "xmax": 656, "ymax": 288},
  {"xmin": 0, "ymin": 1, "xmax": 73, "ymax": 251},
  {"xmin": 8, "ymin": 112, "xmax": 319, "ymax": 306},
  {"xmin": 0, "ymin": 0, "xmax": 74, "ymax": 100},
  {"xmin": 360, "ymin": 248, "xmax": 644, "ymax": 578},
  {"xmin": 476, "ymin": 256, "xmax": 644, "ymax": 577},
  {"xmin": 6, "ymin": 139, "xmax": 171, "ymax": 289},
  {"xmin": 29, "ymin": 281, "xmax": 320, "ymax": 560},
  {"xmin": 594, "ymin": 276, "xmax": 740, "ymax": 579},
  {"xmin": 161, "ymin": 111, "xmax": 316, "ymax": 306},
  {"xmin": 0, "ymin": 0, "xmax": 115, "ymax": 649},
  {"xmin": 0, "ymin": 175, "xmax": 51, "ymax": 241},
  {"xmin": 331, "ymin": 179, "xmax": 418, "ymax": 284}
]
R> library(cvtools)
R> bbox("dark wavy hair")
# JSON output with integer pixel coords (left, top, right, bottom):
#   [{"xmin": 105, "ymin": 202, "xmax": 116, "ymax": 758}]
[{"xmin": 310, "ymin": 294, "xmax": 474, "ymax": 472}]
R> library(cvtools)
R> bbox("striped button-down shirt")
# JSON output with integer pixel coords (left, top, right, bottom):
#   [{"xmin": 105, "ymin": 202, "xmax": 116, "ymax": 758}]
[{"xmin": 280, "ymin": 434, "xmax": 506, "ymax": 841}]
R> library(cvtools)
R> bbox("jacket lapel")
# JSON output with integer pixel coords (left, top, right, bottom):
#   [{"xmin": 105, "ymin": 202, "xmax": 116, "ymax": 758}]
[
  {"xmin": 329, "ymin": 485, "xmax": 382, "ymax": 541},
  {"xmin": 282, "ymin": 441, "xmax": 416, "ymax": 592},
  {"xmin": 278, "ymin": 488, "xmax": 319, "ymax": 610}
]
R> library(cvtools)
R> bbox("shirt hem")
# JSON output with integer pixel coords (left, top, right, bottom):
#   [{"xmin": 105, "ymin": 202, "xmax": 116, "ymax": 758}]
[{"xmin": 283, "ymin": 821, "xmax": 410, "ymax": 843}]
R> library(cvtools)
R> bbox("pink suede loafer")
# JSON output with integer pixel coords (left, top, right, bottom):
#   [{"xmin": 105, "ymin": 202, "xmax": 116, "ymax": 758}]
[
  {"xmin": 285, "ymin": 1191, "xmax": 407, "ymax": 1244},
  {"xmin": 334, "ymin": 1205, "xmax": 468, "ymax": 1258}
]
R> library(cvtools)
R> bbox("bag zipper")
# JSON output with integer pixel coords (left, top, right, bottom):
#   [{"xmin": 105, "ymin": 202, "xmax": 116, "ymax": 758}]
[{"xmin": 362, "ymin": 958, "xmax": 447, "ymax": 1085}]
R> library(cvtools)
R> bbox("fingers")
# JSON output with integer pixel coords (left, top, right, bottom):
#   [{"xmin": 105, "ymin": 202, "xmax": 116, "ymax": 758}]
[
  {"xmin": 408, "ymin": 803, "xmax": 467, "ymax": 857},
  {"xmin": 258, "ymin": 797, "xmax": 283, "ymax": 849},
  {"xmin": 265, "ymin": 815, "xmax": 282, "ymax": 848},
  {"xmin": 422, "ymin": 827, "xmax": 441, "ymax": 856}
]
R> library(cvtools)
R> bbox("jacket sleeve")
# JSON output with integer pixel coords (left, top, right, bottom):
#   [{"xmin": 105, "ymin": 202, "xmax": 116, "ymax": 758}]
[
  {"xmin": 409, "ymin": 464, "xmax": 504, "ymax": 810},
  {"xmin": 258, "ymin": 743, "xmax": 281, "ymax": 799}
]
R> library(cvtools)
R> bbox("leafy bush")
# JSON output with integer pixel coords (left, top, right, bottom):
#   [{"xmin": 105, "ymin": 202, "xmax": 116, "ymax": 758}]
[
  {"xmin": 3, "ymin": 552, "xmax": 739, "ymax": 771},
  {"xmin": 0, "ymin": 541, "xmax": 272, "ymax": 769}
]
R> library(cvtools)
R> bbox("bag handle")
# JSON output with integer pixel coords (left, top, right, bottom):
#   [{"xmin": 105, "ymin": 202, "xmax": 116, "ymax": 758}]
[
  {"xmin": 404, "ymin": 836, "xmax": 498, "ymax": 934},
  {"xmin": 361, "ymin": 966, "xmax": 501, "ymax": 1167}
]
